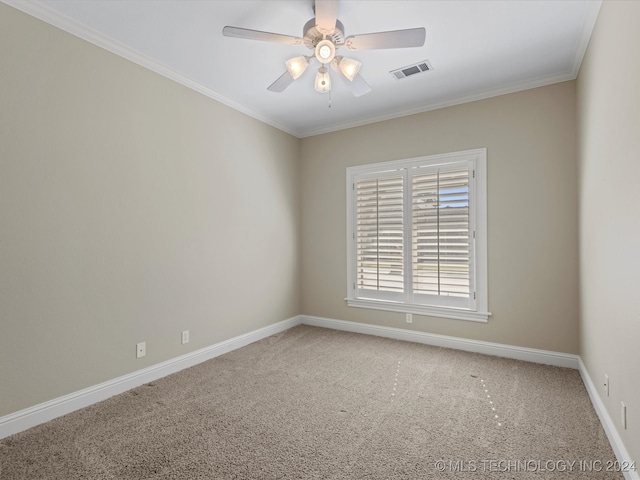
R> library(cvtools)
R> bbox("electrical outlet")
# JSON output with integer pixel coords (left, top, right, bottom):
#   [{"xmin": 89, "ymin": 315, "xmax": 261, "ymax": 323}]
[
  {"xmin": 406, "ymin": 313, "xmax": 413, "ymax": 324},
  {"xmin": 604, "ymin": 374, "xmax": 609, "ymax": 397},
  {"xmin": 181, "ymin": 330, "xmax": 189, "ymax": 345},
  {"xmin": 621, "ymin": 402, "xmax": 627, "ymax": 430},
  {"xmin": 136, "ymin": 341, "xmax": 146, "ymax": 358}
]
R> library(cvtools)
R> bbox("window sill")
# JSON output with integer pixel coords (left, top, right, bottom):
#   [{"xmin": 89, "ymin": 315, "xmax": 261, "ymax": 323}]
[{"xmin": 346, "ymin": 298, "xmax": 491, "ymax": 323}]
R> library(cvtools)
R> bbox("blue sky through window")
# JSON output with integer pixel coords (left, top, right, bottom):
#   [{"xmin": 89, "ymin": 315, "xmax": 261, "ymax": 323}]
[{"xmin": 440, "ymin": 186, "xmax": 469, "ymax": 208}]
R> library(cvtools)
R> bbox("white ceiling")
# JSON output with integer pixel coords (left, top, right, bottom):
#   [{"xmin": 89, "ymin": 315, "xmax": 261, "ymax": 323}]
[{"xmin": 6, "ymin": 0, "xmax": 601, "ymax": 138}]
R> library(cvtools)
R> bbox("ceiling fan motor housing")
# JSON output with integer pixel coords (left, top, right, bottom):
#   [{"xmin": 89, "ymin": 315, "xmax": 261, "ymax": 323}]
[{"xmin": 302, "ymin": 18, "xmax": 345, "ymax": 50}]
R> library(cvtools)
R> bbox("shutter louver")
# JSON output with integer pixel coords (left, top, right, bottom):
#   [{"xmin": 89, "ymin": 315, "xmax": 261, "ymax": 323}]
[
  {"xmin": 412, "ymin": 168, "xmax": 470, "ymax": 298},
  {"xmin": 347, "ymin": 149, "xmax": 487, "ymax": 320},
  {"xmin": 356, "ymin": 176, "xmax": 404, "ymax": 293}
]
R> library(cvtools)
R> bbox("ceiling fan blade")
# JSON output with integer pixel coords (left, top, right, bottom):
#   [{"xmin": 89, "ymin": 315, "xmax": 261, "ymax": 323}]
[
  {"xmin": 315, "ymin": 0, "xmax": 340, "ymax": 34},
  {"xmin": 345, "ymin": 27, "xmax": 426, "ymax": 50},
  {"xmin": 330, "ymin": 59, "xmax": 372, "ymax": 97},
  {"xmin": 267, "ymin": 71, "xmax": 296, "ymax": 92},
  {"xmin": 348, "ymin": 74, "xmax": 372, "ymax": 97},
  {"xmin": 223, "ymin": 26, "xmax": 302, "ymax": 45}
]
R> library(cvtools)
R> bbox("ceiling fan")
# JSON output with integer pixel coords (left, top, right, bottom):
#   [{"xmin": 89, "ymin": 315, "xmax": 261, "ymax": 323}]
[{"xmin": 222, "ymin": 0, "xmax": 426, "ymax": 96}]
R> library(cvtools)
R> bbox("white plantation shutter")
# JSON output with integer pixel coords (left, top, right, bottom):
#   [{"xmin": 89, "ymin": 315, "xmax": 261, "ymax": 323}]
[
  {"xmin": 346, "ymin": 149, "xmax": 488, "ymax": 322},
  {"xmin": 356, "ymin": 174, "xmax": 404, "ymax": 300},
  {"xmin": 412, "ymin": 165, "xmax": 472, "ymax": 309}
]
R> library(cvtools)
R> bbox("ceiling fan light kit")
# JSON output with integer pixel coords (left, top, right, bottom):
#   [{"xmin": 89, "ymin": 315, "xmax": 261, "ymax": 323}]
[
  {"xmin": 223, "ymin": 0, "xmax": 426, "ymax": 97},
  {"xmin": 336, "ymin": 57, "xmax": 361, "ymax": 81},
  {"xmin": 286, "ymin": 56, "xmax": 310, "ymax": 80},
  {"xmin": 314, "ymin": 66, "xmax": 332, "ymax": 93}
]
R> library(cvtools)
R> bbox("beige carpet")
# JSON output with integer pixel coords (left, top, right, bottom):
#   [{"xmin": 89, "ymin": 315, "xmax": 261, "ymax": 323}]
[{"xmin": 0, "ymin": 325, "xmax": 622, "ymax": 479}]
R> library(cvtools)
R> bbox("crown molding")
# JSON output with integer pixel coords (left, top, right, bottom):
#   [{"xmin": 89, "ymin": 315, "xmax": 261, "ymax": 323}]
[
  {"xmin": 1, "ymin": 0, "xmax": 302, "ymax": 138},
  {"xmin": 570, "ymin": 0, "xmax": 602, "ymax": 78},
  {"xmin": 298, "ymin": 71, "xmax": 576, "ymax": 137},
  {"xmin": 2, "ymin": 0, "xmax": 600, "ymax": 140},
  {"xmin": 296, "ymin": 0, "xmax": 601, "ymax": 138}
]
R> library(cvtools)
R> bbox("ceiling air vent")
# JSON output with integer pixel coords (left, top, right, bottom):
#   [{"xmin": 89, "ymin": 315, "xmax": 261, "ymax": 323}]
[{"xmin": 390, "ymin": 60, "xmax": 433, "ymax": 80}]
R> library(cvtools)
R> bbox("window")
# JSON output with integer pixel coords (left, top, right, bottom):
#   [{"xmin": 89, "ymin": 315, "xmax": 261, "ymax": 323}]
[{"xmin": 346, "ymin": 149, "xmax": 489, "ymax": 322}]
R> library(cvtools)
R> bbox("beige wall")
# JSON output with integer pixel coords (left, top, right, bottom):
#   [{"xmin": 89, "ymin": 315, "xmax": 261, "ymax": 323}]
[
  {"xmin": 5, "ymin": 1, "xmax": 636, "ymax": 463},
  {"xmin": 300, "ymin": 82, "xmax": 579, "ymax": 354},
  {"xmin": 0, "ymin": 4, "xmax": 300, "ymax": 416},
  {"xmin": 577, "ymin": 0, "xmax": 640, "ymax": 463}
]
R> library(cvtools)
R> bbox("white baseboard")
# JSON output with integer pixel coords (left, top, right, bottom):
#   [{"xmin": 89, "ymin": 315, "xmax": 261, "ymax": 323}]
[
  {"xmin": 578, "ymin": 359, "xmax": 639, "ymax": 480},
  {"xmin": 3, "ymin": 313, "xmax": 634, "ymax": 479},
  {"xmin": 301, "ymin": 315, "xmax": 580, "ymax": 369},
  {"xmin": 1, "ymin": 314, "xmax": 576, "ymax": 441},
  {"xmin": 303, "ymin": 315, "xmax": 640, "ymax": 477},
  {"xmin": 0, "ymin": 315, "xmax": 302, "ymax": 440}
]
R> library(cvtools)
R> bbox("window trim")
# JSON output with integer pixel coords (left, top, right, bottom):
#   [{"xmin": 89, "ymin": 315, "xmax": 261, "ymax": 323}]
[{"xmin": 346, "ymin": 148, "xmax": 490, "ymax": 323}]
